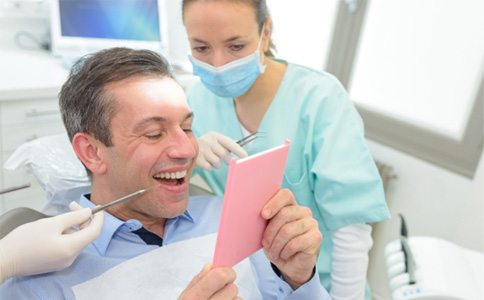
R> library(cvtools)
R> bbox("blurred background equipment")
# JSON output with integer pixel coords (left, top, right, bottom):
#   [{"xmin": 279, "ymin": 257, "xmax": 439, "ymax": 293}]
[{"xmin": 384, "ymin": 214, "xmax": 484, "ymax": 300}]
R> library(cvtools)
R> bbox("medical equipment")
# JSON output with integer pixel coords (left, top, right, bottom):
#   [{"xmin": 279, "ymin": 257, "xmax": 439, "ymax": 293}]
[
  {"xmin": 0, "ymin": 183, "xmax": 30, "ymax": 195},
  {"xmin": 385, "ymin": 215, "xmax": 484, "ymax": 300},
  {"xmin": 49, "ymin": 0, "xmax": 167, "ymax": 60},
  {"xmin": 91, "ymin": 188, "xmax": 149, "ymax": 214},
  {"xmin": 236, "ymin": 131, "xmax": 263, "ymax": 147},
  {"xmin": 398, "ymin": 215, "xmax": 416, "ymax": 284}
]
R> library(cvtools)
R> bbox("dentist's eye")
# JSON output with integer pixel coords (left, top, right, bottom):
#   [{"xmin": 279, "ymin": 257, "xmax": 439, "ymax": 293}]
[
  {"xmin": 230, "ymin": 44, "xmax": 244, "ymax": 52},
  {"xmin": 193, "ymin": 45, "xmax": 209, "ymax": 53}
]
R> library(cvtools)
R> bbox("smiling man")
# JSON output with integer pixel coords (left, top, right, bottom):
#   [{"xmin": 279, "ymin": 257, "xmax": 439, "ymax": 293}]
[{"xmin": 0, "ymin": 48, "xmax": 329, "ymax": 299}]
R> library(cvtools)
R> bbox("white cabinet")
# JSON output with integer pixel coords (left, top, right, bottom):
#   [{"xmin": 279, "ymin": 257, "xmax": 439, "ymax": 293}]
[
  {"xmin": 0, "ymin": 97, "xmax": 66, "ymax": 213},
  {"xmin": 0, "ymin": 49, "xmax": 68, "ymax": 214}
]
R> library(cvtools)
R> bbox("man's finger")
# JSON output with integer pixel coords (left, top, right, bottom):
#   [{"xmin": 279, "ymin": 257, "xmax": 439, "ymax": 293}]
[
  {"xmin": 185, "ymin": 264, "xmax": 212, "ymax": 290},
  {"xmin": 209, "ymin": 283, "xmax": 239, "ymax": 300},
  {"xmin": 187, "ymin": 267, "xmax": 236, "ymax": 299},
  {"xmin": 279, "ymin": 225, "xmax": 321, "ymax": 260},
  {"xmin": 265, "ymin": 217, "xmax": 315, "ymax": 260},
  {"xmin": 262, "ymin": 205, "xmax": 302, "ymax": 249},
  {"xmin": 261, "ymin": 189, "xmax": 295, "ymax": 220}
]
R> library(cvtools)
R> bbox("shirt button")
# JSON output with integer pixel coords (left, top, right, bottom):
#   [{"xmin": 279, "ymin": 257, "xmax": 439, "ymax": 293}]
[{"xmin": 278, "ymin": 287, "xmax": 284, "ymax": 293}]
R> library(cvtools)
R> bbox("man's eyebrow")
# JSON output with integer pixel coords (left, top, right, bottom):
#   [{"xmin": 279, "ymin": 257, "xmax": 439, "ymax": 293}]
[
  {"xmin": 183, "ymin": 112, "xmax": 194, "ymax": 122},
  {"xmin": 133, "ymin": 112, "xmax": 194, "ymax": 131},
  {"xmin": 133, "ymin": 116, "xmax": 167, "ymax": 132}
]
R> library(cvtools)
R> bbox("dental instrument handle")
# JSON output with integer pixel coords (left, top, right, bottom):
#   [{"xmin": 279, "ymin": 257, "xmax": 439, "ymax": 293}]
[
  {"xmin": 400, "ymin": 237, "xmax": 417, "ymax": 284},
  {"xmin": 399, "ymin": 214, "xmax": 416, "ymax": 284},
  {"xmin": 91, "ymin": 188, "xmax": 148, "ymax": 214},
  {"xmin": 0, "ymin": 183, "xmax": 31, "ymax": 195}
]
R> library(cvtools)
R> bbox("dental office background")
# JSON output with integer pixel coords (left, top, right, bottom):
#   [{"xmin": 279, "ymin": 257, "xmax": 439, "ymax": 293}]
[{"xmin": 0, "ymin": 0, "xmax": 482, "ymax": 299}]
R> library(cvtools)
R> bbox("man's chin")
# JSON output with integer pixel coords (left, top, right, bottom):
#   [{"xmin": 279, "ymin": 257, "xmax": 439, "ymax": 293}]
[{"xmin": 162, "ymin": 199, "xmax": 189, "ymax": 218}]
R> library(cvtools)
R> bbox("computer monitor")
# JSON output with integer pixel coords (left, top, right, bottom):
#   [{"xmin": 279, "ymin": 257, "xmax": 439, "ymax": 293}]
[{"xmin": 49, "ymin": 0, "xmax": 167, "ymax": 58}]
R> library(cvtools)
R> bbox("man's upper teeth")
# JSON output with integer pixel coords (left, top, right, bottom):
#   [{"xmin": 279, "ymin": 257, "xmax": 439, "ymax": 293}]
[{"xmin": 154, "ymin": 170, "xmax": 187, "ymax": 179}]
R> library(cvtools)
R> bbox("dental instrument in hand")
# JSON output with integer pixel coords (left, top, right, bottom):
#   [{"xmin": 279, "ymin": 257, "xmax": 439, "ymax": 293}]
[
  {"xmin": 91, "ymin": 188, "xmax": 150, "ymax": 214},
  {"xmin": 236, "ymin": 131, "xmax": 264, "ymax": 147}
]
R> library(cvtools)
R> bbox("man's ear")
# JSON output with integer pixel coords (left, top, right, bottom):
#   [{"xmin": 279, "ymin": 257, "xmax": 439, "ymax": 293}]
[{"xmin": 71, "ymin": 132, "xmax": 107, "ymax": 175}]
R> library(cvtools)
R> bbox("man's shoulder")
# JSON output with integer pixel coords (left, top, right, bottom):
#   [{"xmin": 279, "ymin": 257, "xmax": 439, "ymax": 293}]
[
  {"xmin": 0, "ymin": 270, "xmax": 73, "ymax": 299},
  {"xmin": 0, "ymin": 251, "xmax": 126, "ymax": 299}
]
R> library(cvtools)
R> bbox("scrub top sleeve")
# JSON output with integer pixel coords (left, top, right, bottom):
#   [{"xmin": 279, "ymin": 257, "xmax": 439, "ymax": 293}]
[{"xmin": 310, "ymin": 88, "xmax": 390, "ymax": 231}]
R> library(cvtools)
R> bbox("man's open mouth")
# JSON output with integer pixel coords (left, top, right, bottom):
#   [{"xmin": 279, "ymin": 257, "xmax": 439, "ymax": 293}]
[{"xmin": 153, "ymin": 170, "xmax": 187, "ymax": 186}]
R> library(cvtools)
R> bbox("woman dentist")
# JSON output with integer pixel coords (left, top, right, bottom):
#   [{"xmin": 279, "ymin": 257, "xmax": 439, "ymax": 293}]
[
  {"xmin": 182, "ymin": 0, "xmax": 390, "ymax": 299},
  {"xmin": 0, "ymin": 202, "xmax": 103, "ymax": 284}
]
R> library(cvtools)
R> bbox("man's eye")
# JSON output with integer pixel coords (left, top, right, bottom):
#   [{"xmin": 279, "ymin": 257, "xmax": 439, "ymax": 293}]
[
  {"xmin": 145, "ymin": 133, "xmax": 162, "ymax": 140},
  {"xmin": 182, "ymin": 128, "xmax": 193, "ymax": 133}
]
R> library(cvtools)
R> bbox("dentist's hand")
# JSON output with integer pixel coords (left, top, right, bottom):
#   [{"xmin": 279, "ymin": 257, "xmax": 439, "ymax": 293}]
[
  {"xmin": 261, "ymin": 189, "xmax": 322, "ymax": 290},
  {"xmin": 179, "ymin": 264, "xmax": 241, "ymax": 300},
  {"xmin": 196, "ymin": 132, "xmax": 248, "ymax": 170},
  {"xmin": 0, "ymin": 202, "xmax": 103, "ymax": 283}
]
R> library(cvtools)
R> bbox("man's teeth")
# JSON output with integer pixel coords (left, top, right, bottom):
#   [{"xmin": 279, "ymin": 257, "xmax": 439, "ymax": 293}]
[{"xmin": 153, "ymin": 170, "xmax": 187, "ymax": 180}]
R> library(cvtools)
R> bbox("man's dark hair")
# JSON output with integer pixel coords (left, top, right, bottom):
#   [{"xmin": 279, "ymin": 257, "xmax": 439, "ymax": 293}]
[{"xmin": 59, "ymin": 47, "xmax": 174, "ymax": 146}]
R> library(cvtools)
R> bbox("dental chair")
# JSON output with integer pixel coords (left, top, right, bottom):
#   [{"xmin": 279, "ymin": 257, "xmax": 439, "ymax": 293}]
[{"xmin": 0, "ymin": 133, "xmax": 213, "ymax": 239}]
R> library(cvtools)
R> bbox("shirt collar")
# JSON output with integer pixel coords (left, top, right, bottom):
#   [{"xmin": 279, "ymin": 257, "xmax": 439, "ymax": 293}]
[
  {"xmin": 79, "ymin": 195, "xmax": 125, "ymax": 256},
  {"xmin": 79, "ymin": 194, "xmax": 195, "ymax": 255}
]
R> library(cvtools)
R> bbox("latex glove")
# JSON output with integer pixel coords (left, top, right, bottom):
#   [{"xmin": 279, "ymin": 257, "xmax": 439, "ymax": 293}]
[
  {"xmin": 0, "ymin": 202, "xmax": 104, "ymax": 283},
  {"xmin": 178, "ymin": 264, "xmax": 241, "ymax": 300},
  {"xmin": 261, "ymin": 189, "xmax": 322, "ymax": 290},
  {"xmin": 196, "ymin": 132, "xmax": 248, "ymax": 170}
]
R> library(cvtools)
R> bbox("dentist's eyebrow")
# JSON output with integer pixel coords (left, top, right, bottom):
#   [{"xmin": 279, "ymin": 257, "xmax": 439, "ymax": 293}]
[
  {"xmin": 223, "ymin": 36, "xmax": 245, "ymax": 43},
  {"xmin": 191, "ymin": 35, "xmax": 246, "ymax": 44}
]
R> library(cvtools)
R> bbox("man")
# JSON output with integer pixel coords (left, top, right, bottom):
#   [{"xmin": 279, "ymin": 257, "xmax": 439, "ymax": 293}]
[{"xmin": 0, "ymin": 48, "xmax": 328, "ymax": 299}]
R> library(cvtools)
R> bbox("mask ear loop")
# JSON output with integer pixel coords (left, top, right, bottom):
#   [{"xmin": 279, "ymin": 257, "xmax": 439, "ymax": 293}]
[{"xmin": 257, "ymin": 23, "xmax": 267, "ymax": 73}]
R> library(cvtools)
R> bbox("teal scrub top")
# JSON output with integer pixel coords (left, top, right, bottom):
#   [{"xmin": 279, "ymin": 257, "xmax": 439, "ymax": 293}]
[{"xmin": 188, "ymin": 61, "xmax": 390, "ymax": 293}]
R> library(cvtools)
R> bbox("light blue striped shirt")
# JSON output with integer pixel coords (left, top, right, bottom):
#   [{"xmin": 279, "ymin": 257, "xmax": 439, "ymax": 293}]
[{"xmin": 0, "ymin": 195, "xmax": 330, "ymax": 299}]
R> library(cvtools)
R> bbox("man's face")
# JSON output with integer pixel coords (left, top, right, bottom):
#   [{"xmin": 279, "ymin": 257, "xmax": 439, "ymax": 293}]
[{"xmin": 97, "ymin": 76, "xmax": 198, "ymax": 221}]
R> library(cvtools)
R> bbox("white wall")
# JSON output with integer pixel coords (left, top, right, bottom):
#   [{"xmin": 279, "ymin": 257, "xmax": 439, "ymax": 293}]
[
  {"xmin": 265, "ymin": 3, "xmax": 484, "ymax": 296},
  {"xmin": 366, "ymin": 139, "xmax": 484, "ymax": 299}
]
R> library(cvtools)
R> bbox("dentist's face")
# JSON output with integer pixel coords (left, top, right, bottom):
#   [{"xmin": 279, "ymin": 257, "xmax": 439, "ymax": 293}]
[
  {"xmin": 100, "ymin": 76, "xmax": 198, "ymax": 219},
  {"xmin": 183, "ymin": 0, "xmax": 262, "ymax": 67}
]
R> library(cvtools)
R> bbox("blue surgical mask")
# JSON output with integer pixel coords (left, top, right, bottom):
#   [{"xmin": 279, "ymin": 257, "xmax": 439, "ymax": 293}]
[{"xmin": 188, "ymin": 26, "xmax": 266, "ymax": 98}]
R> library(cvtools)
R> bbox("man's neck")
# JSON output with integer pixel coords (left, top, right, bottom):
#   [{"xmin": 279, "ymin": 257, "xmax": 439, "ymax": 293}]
[
  {"xmin": 89, "ymin": 184, "xmax": 167, "ymax": 238},
  {"xmin": 108, "ymin": 205, "xmax": 167, "ymax": 238}
]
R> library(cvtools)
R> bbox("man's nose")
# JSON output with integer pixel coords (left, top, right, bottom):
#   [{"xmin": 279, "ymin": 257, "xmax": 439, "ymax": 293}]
[{"xmin": 167, "ymin": 130, "xmax": 198, "ymax": 160}]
